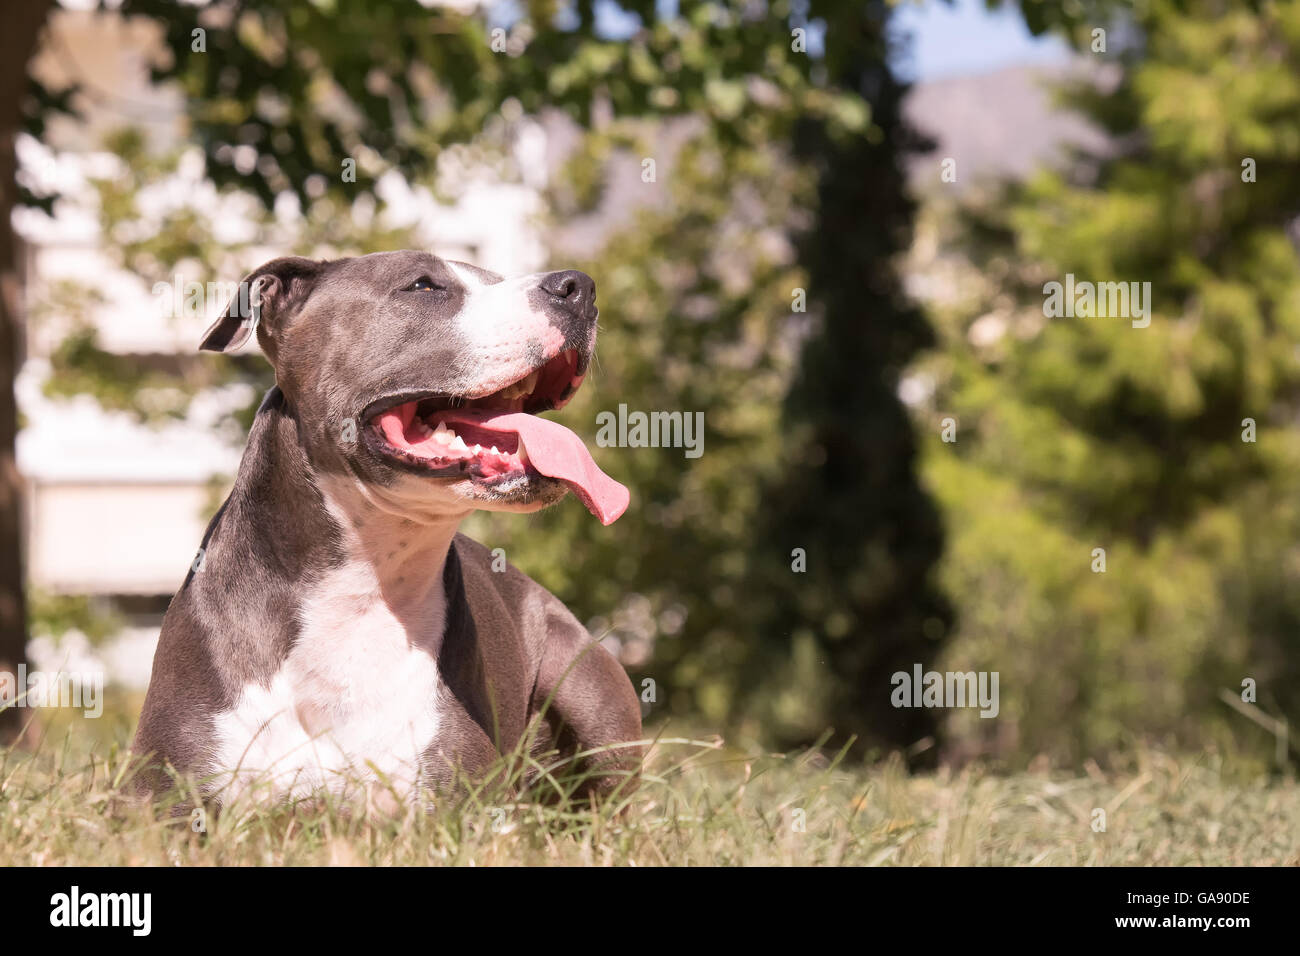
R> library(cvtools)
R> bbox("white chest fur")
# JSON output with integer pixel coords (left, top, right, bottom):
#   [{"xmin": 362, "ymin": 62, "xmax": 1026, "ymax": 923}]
[{"xmin": 211, "ymin": 561, "xmax": 446, "ymax": 805}]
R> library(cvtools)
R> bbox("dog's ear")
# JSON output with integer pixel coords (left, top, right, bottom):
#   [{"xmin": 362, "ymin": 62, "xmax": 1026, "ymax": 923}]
[{"xmin": 200, "ymin": 257, "xmax": 321, "ymax": 354}]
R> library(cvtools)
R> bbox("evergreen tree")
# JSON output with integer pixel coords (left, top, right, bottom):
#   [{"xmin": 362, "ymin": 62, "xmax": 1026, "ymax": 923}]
[
  {"xmin": 917, "ymin": 0, "xmax": 1300, "ymax": 767},
  {"xmin": 740, "ymin": 1, "xmax": 951, "ymax": 758}
]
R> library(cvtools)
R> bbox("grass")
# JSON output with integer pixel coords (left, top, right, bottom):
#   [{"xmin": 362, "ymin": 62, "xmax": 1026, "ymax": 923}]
[{"xmin": 2, "ymin": 703, "xmax": 1298, "ymax": 866}]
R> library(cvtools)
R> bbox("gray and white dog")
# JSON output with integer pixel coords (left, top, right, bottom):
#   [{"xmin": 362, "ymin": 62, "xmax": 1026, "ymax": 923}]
[{"xmin": 132, "ymin": 250, "xmax": 641, "ymax": 807}]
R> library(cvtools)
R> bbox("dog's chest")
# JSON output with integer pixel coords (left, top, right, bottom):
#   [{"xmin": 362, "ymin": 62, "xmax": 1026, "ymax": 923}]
[{"xmin": 211, "ymin": 562, "xmax": 446, "ymax": 803}]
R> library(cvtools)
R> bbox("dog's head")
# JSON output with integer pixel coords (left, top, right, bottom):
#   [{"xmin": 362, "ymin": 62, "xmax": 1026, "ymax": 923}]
[{"xmin": 202, "ymin": 250, "xmax": 627, "ymax": 525}]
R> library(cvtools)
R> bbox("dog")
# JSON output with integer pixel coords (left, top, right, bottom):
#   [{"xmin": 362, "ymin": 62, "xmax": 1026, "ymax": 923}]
[{"xmin": 132, "ymin": 250, "xmax": 642, "ymax": 808}]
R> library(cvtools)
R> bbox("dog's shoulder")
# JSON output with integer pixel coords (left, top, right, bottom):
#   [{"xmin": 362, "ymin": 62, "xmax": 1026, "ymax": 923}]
[
  {"xmin": 449, "ymin": 533, "xmax": 631, "ymax": 681},
  {"xmin": 449, "ymin": 532, "xmax": 581, "ymax": 631},
  {"xmin": 450, "ymin": 532, "xmax": 609, "ymax": 674}
]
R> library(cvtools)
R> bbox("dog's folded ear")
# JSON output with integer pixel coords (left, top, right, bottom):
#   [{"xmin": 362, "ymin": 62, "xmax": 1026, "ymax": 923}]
[{"xmin": 200, "ymin": 257, "xmax": 321, "ymax": 354}]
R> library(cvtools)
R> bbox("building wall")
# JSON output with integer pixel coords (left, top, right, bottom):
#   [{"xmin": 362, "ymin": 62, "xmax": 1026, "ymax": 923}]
[{"xmin": 29, "ymin": 482, "xmax": 213, "ymax": 595}]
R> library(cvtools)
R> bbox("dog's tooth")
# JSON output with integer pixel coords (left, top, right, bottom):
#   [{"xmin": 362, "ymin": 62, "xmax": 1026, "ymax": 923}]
[
  {"xmin": 433, "ymin": 421, "xmax": 449, "ymax": 435},
  {"xmin": 499, "ymin": 369, "xmax": 541, "ymax": 401},
  {"xmin": 450, "ymin": 436, "xmax": 468, "ymax": 452},
  {"xmin": 490, "ymin": 445, "xmax": 500, "ymax": 455}
]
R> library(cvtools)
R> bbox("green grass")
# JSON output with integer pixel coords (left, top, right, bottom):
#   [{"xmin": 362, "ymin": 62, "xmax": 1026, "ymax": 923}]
[{"xmin": 2, "ymin": 704, "xmax": 1298, "ymax": 866}]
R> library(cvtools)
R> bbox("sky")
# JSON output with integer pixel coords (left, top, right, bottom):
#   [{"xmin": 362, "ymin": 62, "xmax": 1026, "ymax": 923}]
[
  {"xmin": 581, "ymin": 0, "xmax": 1072, "ymax": 83},
  {"xmin": 890, "ymin": 0, "xmax": 1071, "ymax": 82}
]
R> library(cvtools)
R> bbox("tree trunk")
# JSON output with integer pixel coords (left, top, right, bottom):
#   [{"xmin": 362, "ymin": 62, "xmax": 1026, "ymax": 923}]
[{"xmin": 0, "ymin": 0, "xmax": 52, "ymax": 742}]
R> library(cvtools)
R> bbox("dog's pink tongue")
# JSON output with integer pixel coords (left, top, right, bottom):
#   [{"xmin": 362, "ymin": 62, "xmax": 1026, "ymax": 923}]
[{"xmin": 451, "ymin": 410, "xmax": 629, "ymax": 525}]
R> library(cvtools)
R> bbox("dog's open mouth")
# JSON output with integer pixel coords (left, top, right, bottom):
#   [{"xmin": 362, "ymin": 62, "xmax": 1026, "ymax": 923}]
[{"xmin": 365, "ymin": 350, "xmax": 628, "ymax": 525}]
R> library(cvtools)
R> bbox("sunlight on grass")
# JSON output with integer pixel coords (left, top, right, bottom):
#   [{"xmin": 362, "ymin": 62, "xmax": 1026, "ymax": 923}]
[{"xmin": 2, "ymin": 707, "xmax": 1298, "ymax": 866}]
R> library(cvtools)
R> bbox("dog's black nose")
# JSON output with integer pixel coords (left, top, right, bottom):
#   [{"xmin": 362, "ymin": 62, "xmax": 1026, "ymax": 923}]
[{"xmin": 540, "ymin": 270, "xmax": 596, "ymax": 315}]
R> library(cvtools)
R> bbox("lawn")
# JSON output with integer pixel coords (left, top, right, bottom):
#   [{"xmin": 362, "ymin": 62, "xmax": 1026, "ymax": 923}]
[{"xmin": 2, "ymin": 705, "xmax": 1297, "ymax": 866}]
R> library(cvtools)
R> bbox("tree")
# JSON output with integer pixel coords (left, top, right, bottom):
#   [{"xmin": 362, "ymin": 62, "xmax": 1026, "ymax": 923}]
[
  {"xmin": 915, "ymin": 0, "xmax": 1300, "ymax": 767},
  {"xmin": 740, "ymin": 1, "xmax": 950, "ymax": 757},
  {"xmin": 0, "ymin": 0, "xmax": 56, "ymax": 739}
]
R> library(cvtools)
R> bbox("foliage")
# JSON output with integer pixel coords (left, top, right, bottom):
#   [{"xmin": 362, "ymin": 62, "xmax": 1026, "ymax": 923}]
[
  {"xmin": 737, "ymin": 3, "xmax": 950, "ymax": 757},
  {"xmin": 27, "ymin": 592, "xmax": 123, "ymax": 646},
  {"xmin": 911, "ymin": 0, "xmax": 1300, "ymax": 767}
]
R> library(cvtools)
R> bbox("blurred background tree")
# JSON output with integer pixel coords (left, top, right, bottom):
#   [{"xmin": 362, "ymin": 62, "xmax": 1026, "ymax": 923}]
[
  {"xmin": 737, "ymin": 3, "xmax": 950, "ymax": 757},
  {"xmin": 0, "ymin": 0, "xmax": 56, "ymax": 739},
  {"xmin": 913, "ymin": 0, "xmax": 1300, "ymax": 769}
]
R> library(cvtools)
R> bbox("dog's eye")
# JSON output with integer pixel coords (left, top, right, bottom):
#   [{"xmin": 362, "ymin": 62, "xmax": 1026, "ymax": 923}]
[{"xmin": 406, "ymin": 276, "xmax": 445, "ymax": 292}]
